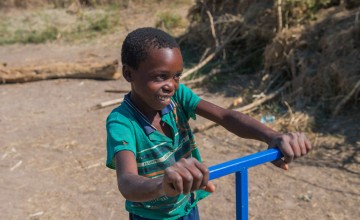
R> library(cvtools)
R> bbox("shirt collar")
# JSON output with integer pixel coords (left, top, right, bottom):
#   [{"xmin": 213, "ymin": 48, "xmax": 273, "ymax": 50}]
[{"xmin": 123, "ymin": 93, "xmax": 175, "ymax": 135}]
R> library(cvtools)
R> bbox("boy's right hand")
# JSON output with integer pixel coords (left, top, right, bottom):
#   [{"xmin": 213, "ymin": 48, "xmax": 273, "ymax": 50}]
[{"xmin": 162, "ymin": 158, "xmax": 215, "ymax": 197}]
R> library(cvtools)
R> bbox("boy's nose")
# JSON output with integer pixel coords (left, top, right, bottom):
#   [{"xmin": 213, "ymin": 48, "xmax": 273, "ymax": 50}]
[{"xmin": 163, "ymin": 79, "xmax": 176, "ymax": 93}]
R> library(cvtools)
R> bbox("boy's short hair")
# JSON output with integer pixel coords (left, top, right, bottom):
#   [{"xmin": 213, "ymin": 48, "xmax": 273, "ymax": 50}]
[{"xmin": 121, "ymin": 27, "xmax": 179, "ymax": 69}]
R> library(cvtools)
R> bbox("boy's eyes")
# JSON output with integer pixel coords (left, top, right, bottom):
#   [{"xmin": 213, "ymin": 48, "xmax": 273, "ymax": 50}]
[
  {"xmin": 174, "ymin": 73, "xmax": 182, "ymax": 79},
  {"xmin": 154, "ymin": 73, "xmax": 182, "ymax": 81},
  {"xmin": 155, "ymin": 74, "xmax": 167, "ymax": 81}
]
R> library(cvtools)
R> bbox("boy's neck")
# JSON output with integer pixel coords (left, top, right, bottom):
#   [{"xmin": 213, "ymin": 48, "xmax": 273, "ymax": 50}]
[
  {"xmin": 128, "ymin": 92, "xmax": 161, "ymax": 122},
  {"xmin": 127, "ymin": 92, "xmax": 172, "ymax": 139}
]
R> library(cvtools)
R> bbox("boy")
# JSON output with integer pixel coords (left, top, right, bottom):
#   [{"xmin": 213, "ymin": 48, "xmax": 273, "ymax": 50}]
[{"xmin": 106, "ymin": 27, "xmax": 311, "ymax": 220}]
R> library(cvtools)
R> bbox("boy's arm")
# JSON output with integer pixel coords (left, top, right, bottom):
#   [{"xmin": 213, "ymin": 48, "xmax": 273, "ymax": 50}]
[
  {"xmin": 115, "ymin": 150, "xmax": 164, "ymax": 202},
  {"xmin": 115, "ymin": 150, "xmax": 215, "ymax": 202},
  {"xmin": 195, "ymin": 99, "xmax": 312, "ymax": 169}
]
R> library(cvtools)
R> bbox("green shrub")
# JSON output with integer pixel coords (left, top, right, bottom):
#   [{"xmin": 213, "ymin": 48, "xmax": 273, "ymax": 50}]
[
  {"xmin": 155, "ymin": 11, "xmax": 183, "ymax": 32},
  {"xmin": 0, "ymin": 26, "xmax": 59, "ymax": 45},
  {"xmin": 88, "ymin": 15, "xmax": 110, "ymax": 32}
]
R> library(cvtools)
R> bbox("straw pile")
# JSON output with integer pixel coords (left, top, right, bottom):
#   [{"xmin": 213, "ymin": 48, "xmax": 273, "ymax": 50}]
[
  {"xmin": 264, "ymin": 8, "xmax": 360, "ymax": 115},
  {"xmin": 181, "ymin": 0, "xmax": 360, "ymax": 117},
  {"xmin": 181, "ymin": 0, "xmax": 277, "ymax": 73}
]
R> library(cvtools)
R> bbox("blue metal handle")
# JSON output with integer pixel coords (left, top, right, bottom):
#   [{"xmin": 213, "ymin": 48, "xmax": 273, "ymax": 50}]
[{"xmin": 209, "ymin": 148, "xmax": 283, "ymax": 180}]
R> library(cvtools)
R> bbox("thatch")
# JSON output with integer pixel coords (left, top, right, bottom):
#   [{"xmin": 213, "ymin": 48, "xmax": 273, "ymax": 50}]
[
  {"xmin": 264, "ymin": 9, "xmax": 360, "ymax": 115},
  {"xmin": 181, "ymin": 0, "xmax": 360, "ymax": 116}
]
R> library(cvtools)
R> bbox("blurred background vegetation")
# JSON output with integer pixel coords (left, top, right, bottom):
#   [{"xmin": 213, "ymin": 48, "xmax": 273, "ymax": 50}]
[
  {"xmin": 1, "ymin": 0, "xmax": 359, "ymax": 133},
  {"xmin": 0, "ymin": 0, "xmax": 190, "ymax": 44}
]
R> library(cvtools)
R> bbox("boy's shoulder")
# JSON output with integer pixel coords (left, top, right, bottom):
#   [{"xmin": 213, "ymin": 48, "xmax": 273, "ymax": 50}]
[{"xmin": 106, "ymin": 100, "xmax": 135, "ymax": 124}]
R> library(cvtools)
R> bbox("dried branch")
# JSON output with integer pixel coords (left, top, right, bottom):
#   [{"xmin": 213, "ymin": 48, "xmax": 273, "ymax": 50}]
[
  {"xmin": 0, "ymin": 60, "xmax": 120, "ymax": 84},
  {"xmin": 182, "ymin": 27, "xmax": 240, "ymax": 79},
  {"xmin": 277, "ymin": 0, "xmax": 283, "ymax": 33},
  {"xmin": 95, "ymin": 98, "xmax": 123, "ymax": 109},
  {"xmin": 105, "ymin": 89, "xmax": 129, "ymax": 93},
  {"xmin": 182, "ymin": 51, "xmax": 218, "ymax": 79},
  {"xmin": 200, "ymin": 0, "xmax": 219, "ymax": 47}
]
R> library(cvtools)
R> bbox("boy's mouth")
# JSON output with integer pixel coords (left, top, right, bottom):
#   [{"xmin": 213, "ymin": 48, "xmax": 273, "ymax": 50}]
[{"xmin": 157, "ymin": 95, "xmax": 171, "ymax": 102}]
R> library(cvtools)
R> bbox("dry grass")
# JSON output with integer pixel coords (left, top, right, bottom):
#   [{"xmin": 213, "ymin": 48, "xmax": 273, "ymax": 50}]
[
  {"xmin": 0, "ymin": 0, "xmax": 194, "ymax": 9},
  {"xmin": 264, "ymin": 8, "xmax": 360, "ymax": 115},
  {"xmin": 180, "ymin": 0, "xmax": 360, "ymax": 119}
]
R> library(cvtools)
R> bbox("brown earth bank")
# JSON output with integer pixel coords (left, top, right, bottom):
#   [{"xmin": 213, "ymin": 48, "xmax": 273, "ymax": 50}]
[{"xmin": 1, "ymin": 1, "xmax": 360, "ymax": 220}]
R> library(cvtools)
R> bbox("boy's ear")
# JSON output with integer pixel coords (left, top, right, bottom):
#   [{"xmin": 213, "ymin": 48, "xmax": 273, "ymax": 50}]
[{"xmin": 122, "ymin": 65, "xmax": 133, "ymax": 82}]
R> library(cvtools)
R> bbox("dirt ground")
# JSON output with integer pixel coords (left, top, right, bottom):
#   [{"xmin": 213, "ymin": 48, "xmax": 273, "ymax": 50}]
[{"xmin": 1, "ymin": 3, "xmax": 360, "ymax": 220}]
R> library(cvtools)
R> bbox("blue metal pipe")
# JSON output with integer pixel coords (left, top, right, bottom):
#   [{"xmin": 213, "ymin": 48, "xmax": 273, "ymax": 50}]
[
  {"xmin": 236, "ymin": 170, "xmax": 248, "ymax": 220},
  {"xmin": 208, "ymin": 148, "xmax": 283, "ymax": 181}
]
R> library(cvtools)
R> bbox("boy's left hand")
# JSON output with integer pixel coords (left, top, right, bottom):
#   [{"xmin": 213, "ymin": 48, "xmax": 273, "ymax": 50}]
[{"xmin": 268, "ymin": 132, "xmax": 312, "ymax": 170}]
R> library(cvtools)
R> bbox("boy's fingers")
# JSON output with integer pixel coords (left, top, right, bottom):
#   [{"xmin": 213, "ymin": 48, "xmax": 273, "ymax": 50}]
[
  {"xmin": 176, "ymin": 159, "xmax": 198, "ymax": 193},
  {"xmin": 281, "ymin": 141, "xmax": 294, "ymax": 164},
  {"xmin": 298, "ymin": 133, "xmax": 309, "ymax": 156},
  {"xmin": 182, "ymin": 158, "xmax": 209, "ymax": 192},
  {"xmin": 166, "ymin": 158, "xmax": 213, "ymax": 195},
  {"xmin": 176, "ymin": 166, "xmax": 194, "ymax": 194},
  {"xmin": 203, "ymin": 181, "xmax": 216, "ymax": 193},
  {"xmin": 282, "ymin": 163, "xmax": 289, "ymax": 170},
  {"xmin": 268, "ymin": 136, "xmax": 292, "ymax": 163},
  {"xmin": 164, "ymin": 168, "xmax": 183, "ymax": 194},
  {"xmin": 194, "ymin": 160, "xmax": 210, "ymax": 188},
  {"xmin": 304, "ymin": 135, "xmax": 312, "ymax": 152},
  {"xmin": 186, "ymin": 167, "xmax": 204, "ymax": 192},
  {"xmin": 271, "ymin": 159, "xmax": 289, "ymax": 170},
  {"xmin": 269, "ymin": 132, "xmax": 312, "ymax": 169}
]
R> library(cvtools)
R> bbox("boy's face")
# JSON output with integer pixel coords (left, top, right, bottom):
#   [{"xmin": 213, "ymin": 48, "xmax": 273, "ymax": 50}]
[{"xmin": 125, "ymin": 47, "xmax": 183, "ymax": 113}]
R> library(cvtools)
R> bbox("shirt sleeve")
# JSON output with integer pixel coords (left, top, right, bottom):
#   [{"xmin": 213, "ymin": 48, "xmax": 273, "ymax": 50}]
[
  {"xmin": 173, "ymin": 83, "xmax": 201, "ymax": 120},
  {"xmin": 106, "ymin": 112, "xmax": 136, "ymax": 169}
]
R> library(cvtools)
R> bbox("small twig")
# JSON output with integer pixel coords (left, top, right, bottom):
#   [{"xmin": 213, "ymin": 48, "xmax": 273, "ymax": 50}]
[
  {"xmin": 104, "ymin": 89, "xmax": 129, "ymax": 93},
  {"xmin": 85, "ymin": 162, "xmax": 101, "ymax": 169},
  {"xmin": 10, "ymin": 160, "xmax": 23, "ymax": 171},
  {"xmin": 283, "ymin": 101, "xmax": 294, "ymax": 117},
  {"xmin": 199, "ymin": 47, "xmax": 211, "ymax": 62},
  {"xmin": 200, "ymin": 0, "xmax": 219, "ymax": 47},
  {"xmin": 263, "ymin": 73, "xmax": 282, "ymax": 94},
  {"xmin": 29, "ymin": 211, "xmax": 44, "ymax": 218},
  {"xmin": 283, "ymin": 100, "xmax": 296, "ymax": 125},
  {"xmin": 96, "ymin": 98, "xmax": 123, "ymax": 109},
  {"xmin": 277, "ymin": 0, "xmax": 283, "ymax": 33},
  {"xmin": 182, "ymin": 52, "xmax": 217, "ymax": 79},
  {"xmin": 182, "ymin": 27, "xmax": 240, "ymax": 79}
]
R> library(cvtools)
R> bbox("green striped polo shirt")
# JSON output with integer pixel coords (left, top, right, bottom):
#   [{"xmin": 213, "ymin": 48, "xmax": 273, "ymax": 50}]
[{"xmin": 106, "ymin": 84, "xmax": 210, "ymax": 220}]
